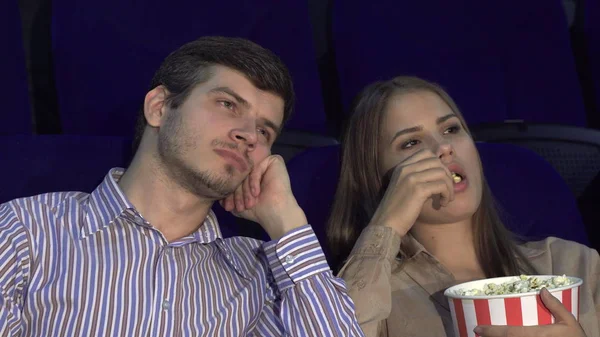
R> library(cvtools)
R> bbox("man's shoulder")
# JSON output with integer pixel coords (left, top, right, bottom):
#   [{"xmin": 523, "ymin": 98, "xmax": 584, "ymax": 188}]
[{"xmin": 1, "ymin": 191, "xmax": 90, "ymax": 225}]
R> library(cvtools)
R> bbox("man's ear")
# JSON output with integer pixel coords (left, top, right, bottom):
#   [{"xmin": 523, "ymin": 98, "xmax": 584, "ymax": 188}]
[{"xmin": 143, "ymin": 86, "xmax": 169, "ymax": 128}]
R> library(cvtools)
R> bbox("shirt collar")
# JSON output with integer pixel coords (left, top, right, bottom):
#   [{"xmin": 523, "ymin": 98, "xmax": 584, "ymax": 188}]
[
  {"xmin": 399, "ymin": 233, "xmax": 545, "ymax": 259},
  {"xmin": 399, "ymin": 233, "xmax": 428, "ymax": 259},
  {"xmin": 196, "ymin": 209, "xmax": 223, "ymax": 243},
  {"xmin": 81, "ymin": 168, "xmax": 225, "ymax": 244},
  {"xmin": 80, "ymin": 169, "xmax": 250, "ymax": 279},
  {"xmin": 81, "ymin": 168, "xmax": 135, "ymax": 238}
]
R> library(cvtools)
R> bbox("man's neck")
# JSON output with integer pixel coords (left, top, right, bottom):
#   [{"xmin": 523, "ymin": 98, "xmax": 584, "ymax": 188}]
[
  {"xmin": 118, "ymin": 152, "xmax": 214, "ymax": 242},
  {"xmin": 411, "ymin": 219, "xmax": 485, "ymax": 282}
]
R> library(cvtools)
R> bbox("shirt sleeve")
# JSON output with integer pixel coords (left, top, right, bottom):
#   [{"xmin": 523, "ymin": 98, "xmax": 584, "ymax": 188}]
[
  {"xmin": 250, "ymin": 224, "xmax": 365, "ymax": 337},
  {"xmin": 0, "ymin": 203, "xmax": 32, "ymax": 337},
  {"xmin": 337, "ymin": 225, "xmax": 402, "ymax": 337}
]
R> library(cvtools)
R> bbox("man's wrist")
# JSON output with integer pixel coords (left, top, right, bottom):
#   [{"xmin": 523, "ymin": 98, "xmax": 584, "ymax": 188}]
[{"xmin": 261, "ymin": 201, "xmax": 307, "ymax": 240}]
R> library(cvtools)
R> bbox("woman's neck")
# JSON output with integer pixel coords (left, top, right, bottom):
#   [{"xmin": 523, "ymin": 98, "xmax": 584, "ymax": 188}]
[{"xmin": 411, "ymin": 219, "xmax": 486, "ymax": 282}]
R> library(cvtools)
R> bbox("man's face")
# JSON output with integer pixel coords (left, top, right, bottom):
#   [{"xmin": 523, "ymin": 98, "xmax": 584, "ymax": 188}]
[{"xmin": 155, "ymin": 65, "xmax": 284, "ymax": 199}]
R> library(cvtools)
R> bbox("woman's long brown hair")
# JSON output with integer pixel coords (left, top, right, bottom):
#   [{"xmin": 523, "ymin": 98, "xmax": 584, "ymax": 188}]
[{"xmin": 326, "ymin": 76, "xmax": 536, "ymax": 276}]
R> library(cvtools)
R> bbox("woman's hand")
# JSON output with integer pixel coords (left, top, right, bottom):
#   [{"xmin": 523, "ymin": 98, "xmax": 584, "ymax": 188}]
[
  {"xmin": 370, "ymin": 149, "xmax": 455, "ymax": 236},
  {"xmin": 474, "ymin": 288, "xmax": 586, "ymax": 337}
]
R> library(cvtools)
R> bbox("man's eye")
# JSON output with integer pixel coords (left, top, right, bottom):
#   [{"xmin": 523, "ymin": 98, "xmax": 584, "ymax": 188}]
[
  {"xmin": 258, "ymin": 128, "xmax": 270, "ymax": 141},
  {"xmin": 220, "ymin": 100, "xmax": 234, "ymax": 110}
]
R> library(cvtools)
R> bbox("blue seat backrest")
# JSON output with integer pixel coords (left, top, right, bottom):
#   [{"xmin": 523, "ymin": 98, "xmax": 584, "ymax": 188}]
[
  {"xmin": 332, "ymin": 0, "xmax": 586, "ymax": 127},
  {"xmin": 0, "ymin": 135, "xmax": 133, "ymax": 202},
  {"xmin": 584, "ymin": 0, "xmax": 600, "ymax": 119},
  {"xmin": 51, "ymin": 0, "xmax": 326, "ymax": 136},
  {"xmin": 0, "ymin": 0, "xmax": 32, "ymax": 134}
]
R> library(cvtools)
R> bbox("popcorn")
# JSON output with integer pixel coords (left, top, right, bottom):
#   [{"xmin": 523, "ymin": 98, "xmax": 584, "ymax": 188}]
[
  {"xmin": 452, "ymin": 172, "xmax": 463, "ymax": 183},
  {"xmin": 455, "ymin": 275, "xmax": 573, "ymax": 296}
]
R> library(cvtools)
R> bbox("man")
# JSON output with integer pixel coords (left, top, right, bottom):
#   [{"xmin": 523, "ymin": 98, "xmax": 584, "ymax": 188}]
[{"xmin": 0, "ymin": 36, "xmax": 364, "ymax": 336}]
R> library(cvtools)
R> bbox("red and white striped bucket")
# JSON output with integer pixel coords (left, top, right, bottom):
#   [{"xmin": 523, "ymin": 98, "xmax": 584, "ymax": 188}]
[{"xmin": 444, "ymin": 276, "xmax": 582, "ymax": 337}]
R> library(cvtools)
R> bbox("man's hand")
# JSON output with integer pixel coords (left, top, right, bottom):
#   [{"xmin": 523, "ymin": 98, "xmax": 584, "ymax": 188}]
[
  {"xmin": 474, "ymin": 288, "xmax": 586, "ymax": 337},
  {"xmin": 220, "ymin": 155, "xmax": 307, "ymax": 240}
]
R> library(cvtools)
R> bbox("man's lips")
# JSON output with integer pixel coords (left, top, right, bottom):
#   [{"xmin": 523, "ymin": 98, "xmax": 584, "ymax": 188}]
[{"xmin": 214, "ymin": 149, "xmax": 248, "ymax": 171}]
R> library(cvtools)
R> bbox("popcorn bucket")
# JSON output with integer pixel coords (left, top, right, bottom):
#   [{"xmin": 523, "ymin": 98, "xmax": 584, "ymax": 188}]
[{"xmin": 444, "ymin": 275, "xmax": 582, "ymax": 337}]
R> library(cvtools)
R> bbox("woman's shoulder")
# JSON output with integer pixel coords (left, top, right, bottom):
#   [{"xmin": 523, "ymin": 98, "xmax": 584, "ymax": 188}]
[
  {"xmin": 520, "ymin": 236, "xmax": 596, "ymax": 256},
  {"xmin": 519, "ymin": 237, "xmax": 599, "ymax": 274}
]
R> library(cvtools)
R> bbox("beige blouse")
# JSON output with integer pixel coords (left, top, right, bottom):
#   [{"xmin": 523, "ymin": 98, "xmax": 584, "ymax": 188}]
[{"xmin": 338, "ymin": 226, "xmax": 600, "ymax": 337}]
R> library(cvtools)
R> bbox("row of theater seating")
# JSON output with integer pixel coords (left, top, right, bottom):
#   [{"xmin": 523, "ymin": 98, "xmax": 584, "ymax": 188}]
[
  {"xmin": 0, "ymin": 135, "xmax": 596, "ymax": 256},
  {"xmin": 3, "ymin": 0, "xmax": 600, "ymax": 136}
]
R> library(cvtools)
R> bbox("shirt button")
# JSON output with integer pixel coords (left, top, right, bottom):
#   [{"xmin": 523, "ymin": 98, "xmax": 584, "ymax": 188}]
[
  {"xmin": 162, "ymin": 299, "xmax": 171, "ymax": 310},
  {"xmin": 357, "ymin": 280, "xmax": 366, "ymax": 289},
  {"xmin": 284, "ymin": 255, "xmax": 295, "ymax": 264}
]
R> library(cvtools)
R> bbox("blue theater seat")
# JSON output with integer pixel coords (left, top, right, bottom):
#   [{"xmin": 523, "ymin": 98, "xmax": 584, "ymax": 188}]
[
  {"xmin": 1, "ymin": 0, "xmax": 32, "ymax": 134},
  {"xmin": 51, "ymin": 0, "xmax": 326, "ymax": 136},
  {"xmin": 583, "ymin": 0, "xmax": 600, "ymax": 126},
  {"xmin": 332, "ymin": 0, "xmax": 586, "ymax": 127}
]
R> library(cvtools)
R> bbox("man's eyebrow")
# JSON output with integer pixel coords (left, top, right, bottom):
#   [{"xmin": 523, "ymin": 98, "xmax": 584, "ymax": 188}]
[
  {"xmin": 208, "ymin": 86, "xmax": 282, "ymax": 137},
  {"xmin": 208, "ymin": 86, "xmax": 251, "ymax": 109},
  {"xmin": 259, "ymin": 117, "xmax": 281, "ymax": 136}
]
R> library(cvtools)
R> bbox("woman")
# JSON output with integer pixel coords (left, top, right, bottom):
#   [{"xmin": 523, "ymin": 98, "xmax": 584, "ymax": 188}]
[{"xmin": 327, "ymin": 76, "xmax": 599, "ymax": 337}]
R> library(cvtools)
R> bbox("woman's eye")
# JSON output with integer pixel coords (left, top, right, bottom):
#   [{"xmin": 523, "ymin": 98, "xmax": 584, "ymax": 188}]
[
  {"xmin": 401, "ymin": 139, "xmax": 420, "ymax": 149},
  {"xmin": 444, "ymin": 125, "xmax": 461, "ymax": 134}
]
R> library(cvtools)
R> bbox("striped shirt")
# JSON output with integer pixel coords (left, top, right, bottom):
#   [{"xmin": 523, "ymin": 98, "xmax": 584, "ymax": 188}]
[{"xmin": 0, "ymin": 169, "xmax": 364, "ymax": 337}]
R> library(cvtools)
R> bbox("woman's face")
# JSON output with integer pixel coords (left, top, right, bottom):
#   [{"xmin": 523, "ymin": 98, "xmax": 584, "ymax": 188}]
[{"xmin": 378, "ymin": 90, "xmax": 483, "ymax": 225}]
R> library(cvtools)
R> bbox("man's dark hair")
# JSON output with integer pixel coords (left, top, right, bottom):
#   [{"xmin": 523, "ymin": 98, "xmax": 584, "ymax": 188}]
[{"xmin": 132, "ymin": 36, "xmax": 295, "ymax": 152}]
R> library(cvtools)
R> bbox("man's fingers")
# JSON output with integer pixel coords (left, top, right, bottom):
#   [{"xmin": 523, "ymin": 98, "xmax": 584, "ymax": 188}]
[
  {"xmin": 221, "ymin": 194, "xmax": 235, "ymax": 212},
  {"xmin": 234, "ymin": 185, "xmax": 245, "ymax": 212},
  {"xmin": 243, "ymin": 177, "xmax": 255, "ymax": 209},
  {"xmin": 248, "ymin": 156, "xmax": 274, "ymax": 197}
]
